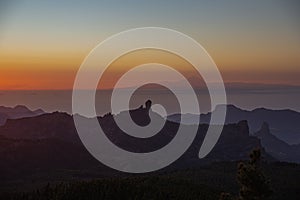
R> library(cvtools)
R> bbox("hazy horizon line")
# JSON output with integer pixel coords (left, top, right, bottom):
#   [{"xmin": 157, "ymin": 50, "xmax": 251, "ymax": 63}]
[{"xmin": 1, "ymin": 82, "xmax": 300, "ymax": 91}]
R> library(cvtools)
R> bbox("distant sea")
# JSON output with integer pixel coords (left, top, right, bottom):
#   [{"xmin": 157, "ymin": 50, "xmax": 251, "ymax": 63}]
[{"xmin": 1, "ymin": 86, "xmax": 300, "ymax": 116}]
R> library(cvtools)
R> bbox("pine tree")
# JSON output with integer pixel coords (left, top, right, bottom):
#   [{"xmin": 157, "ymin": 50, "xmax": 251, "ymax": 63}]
[{"xmin": 237, "ymin": 149, "xmax": 272, "ymax": 200}]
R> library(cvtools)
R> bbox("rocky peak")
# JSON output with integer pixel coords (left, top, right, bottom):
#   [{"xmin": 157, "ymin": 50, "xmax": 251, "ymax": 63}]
[
  {"xmin": 255, "ymin": 122, "xmax": 271, "ymax": 138},
  {"xmin": 145, "ymin": 100, "xmax": 152, "ymax": 111},
  {"xmin": 237, "ymin": 120, "xmax": 250, "ymax": 136}
]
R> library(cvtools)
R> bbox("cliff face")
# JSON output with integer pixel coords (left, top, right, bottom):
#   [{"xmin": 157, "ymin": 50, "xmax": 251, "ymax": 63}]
[
  {"xmin": 168, "ymin": 105, "xmax": 300, "ymax": 145},
  {"xmin": 197, "ymin": 120, "xmax": 266, "ymax": 163},
  {"xmin": 255, "ymin": 122, "xmax": 300, "ymax": 163}
]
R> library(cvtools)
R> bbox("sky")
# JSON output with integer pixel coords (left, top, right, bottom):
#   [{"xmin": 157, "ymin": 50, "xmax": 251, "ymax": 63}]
[{"xmin": 0, "ymin": 0, "xmax": 300, "ymax": 90}]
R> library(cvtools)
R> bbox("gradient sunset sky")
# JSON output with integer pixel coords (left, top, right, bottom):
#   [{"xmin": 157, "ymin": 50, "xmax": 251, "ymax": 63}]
[{"xmin": 0, "ymin": 0, "xmax": 299, "ymax": 90}]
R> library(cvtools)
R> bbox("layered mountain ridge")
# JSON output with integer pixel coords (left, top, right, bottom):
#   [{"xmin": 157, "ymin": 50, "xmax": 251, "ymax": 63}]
[
  {"xmin": 254, "ymin": 122, "xmax": 300, "ymax": 163},
  {"xmin": 0, "ymin": 101, "xmax": 270, "ymax": 181},
  {"xmin": 0, "ymin": 105, "xmax": 45, "ymax": 126},
  {"xmin": 168, "ymin": 104, "xmax": 300, "ymax": 145}
]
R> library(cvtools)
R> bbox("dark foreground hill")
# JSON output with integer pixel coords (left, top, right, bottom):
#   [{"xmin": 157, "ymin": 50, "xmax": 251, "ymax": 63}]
[{"xmin": 1, "ymin": 162, "xmax": 299, "ymax": 200}]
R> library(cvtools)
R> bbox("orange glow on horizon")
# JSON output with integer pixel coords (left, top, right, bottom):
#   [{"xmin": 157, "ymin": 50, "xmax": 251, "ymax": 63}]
[{"xmin": 1, "ymin": 47, "xmax": 300, "ymax": 90}]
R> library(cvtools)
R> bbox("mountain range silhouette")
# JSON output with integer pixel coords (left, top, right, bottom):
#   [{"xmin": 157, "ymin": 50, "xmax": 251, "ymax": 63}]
[
  {"xmin": 0, "ymin": 101, "xmax": 299, "ymax": 181},
  {"xmin": 168, "ymin": 104, "xmax": 300, "ymax": 145},
  {"xmin": 0, "ymin": 101, "xmax": 275, "ymax": 180},
  {"xmin": 0, "ymin": 105, "xmax": 45, "ymax": 126},
  {"xmin": 1, "ymin": 101, "xmax": 300, "ymax": 197}
]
